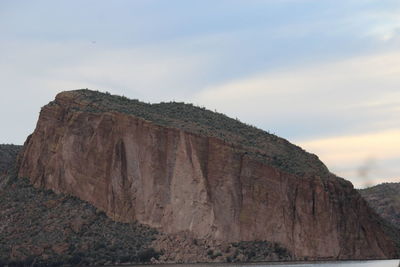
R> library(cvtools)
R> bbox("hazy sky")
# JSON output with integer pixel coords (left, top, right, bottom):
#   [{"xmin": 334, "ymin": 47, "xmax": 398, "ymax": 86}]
[{"xmin": 1, "ymin": 0, "xmax": 399, "ymax": 188}]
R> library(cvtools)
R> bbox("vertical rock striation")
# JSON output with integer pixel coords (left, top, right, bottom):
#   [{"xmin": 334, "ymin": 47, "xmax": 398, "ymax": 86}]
[{"xmin": 18, "ymin": 90, "xmax": 397, "ymax": 260}]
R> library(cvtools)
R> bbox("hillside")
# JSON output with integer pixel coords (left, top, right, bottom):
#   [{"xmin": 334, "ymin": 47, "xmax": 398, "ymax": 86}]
[
  {"xmin": 360, "ymin": 183, "xmax": 400, "ymax": 229},
  {"xmin": 0, "ymin": 144, "xmax": 21, "ymax": 174}
]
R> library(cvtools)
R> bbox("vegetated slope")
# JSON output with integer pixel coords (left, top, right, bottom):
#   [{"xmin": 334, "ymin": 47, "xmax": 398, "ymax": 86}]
[
  {"xmin": 359, "ymin": 183, "xmax": 400, "ymax": 252},
  {"xmin": 0, "ymin": 144, "xmax": 22, "ymax": 188},
  {"xmin": 17, "ymin": 89, "xmax": 399, "ymax": 260},
  {"xmin": 0, "ymin": 145, "xmax": 160, "ymax": 266},
  {"xmin": 0, "ymin": 144, "xmax": 21, "ymax": 174},
  {"xmin": 360, "ymin": 183, "xmax": 400, "ymax": 229},
  {"xmin": 0, "ymin": 177, "xmax": 160, "ymax": 266},
  {"xmin": 57, "ymin": 89, "xmax": 329, "ymax": 177}
]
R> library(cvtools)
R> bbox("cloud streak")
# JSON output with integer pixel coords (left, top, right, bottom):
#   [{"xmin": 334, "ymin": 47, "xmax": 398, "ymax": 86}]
[
  {"xmin": 0, "ymin": 39, "xmax": 217, "ymax": 144},
  {"xmin": 193, "ymin": 50, "xmax": 400, "ymax": 139},
  {"xmin": 299, "ymin": 130, "xmax": 400, "ymax": 188}
]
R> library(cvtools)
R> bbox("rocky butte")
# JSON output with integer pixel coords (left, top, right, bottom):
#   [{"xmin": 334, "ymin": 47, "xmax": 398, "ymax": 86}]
[{"xmin": 17, "ymin": 89, "xmax": 398, "ymax": 261}]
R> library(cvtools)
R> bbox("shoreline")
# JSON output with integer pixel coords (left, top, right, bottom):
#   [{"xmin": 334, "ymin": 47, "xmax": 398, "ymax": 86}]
[{"xmin": 113, "ymin": 259, "xmax": 400, "ymax": 267}]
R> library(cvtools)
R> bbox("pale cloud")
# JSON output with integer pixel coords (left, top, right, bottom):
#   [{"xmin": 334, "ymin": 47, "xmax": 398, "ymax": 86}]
[
  {"xmin": 0, "ymin": 39, "xmax": 216, "ymax": 144},
  {"xmin": 195, "ymin": 50, "xmax": 400, "ymax": 102},
  {"xmin": 193, "ymin": 50, "xmax": 400, "ymax": 136},
  {"xmin": 299, "ymin": 129, "xmax": 400, "ymax": 166},
  {"xmin": 298, "ymin": 130, "xmax": 400, "ymax": 188},
  {"xmin": 361, "ymin": 8, "xmax": 400, "ymax": 42},
  {"xmin": 0, "ymin": 40, "xmax": 213, "ymax": 99}
]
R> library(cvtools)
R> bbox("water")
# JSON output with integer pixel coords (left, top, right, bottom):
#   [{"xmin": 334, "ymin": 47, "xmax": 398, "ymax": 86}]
[{"xmin": 138, "ymin": 260, "xmax": 399, "ymax": 267}]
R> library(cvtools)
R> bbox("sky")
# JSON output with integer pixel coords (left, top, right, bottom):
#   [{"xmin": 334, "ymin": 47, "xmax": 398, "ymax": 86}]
[{"xmin": 0, "ymin": 0, "xmax": 399, "ymax": 188}]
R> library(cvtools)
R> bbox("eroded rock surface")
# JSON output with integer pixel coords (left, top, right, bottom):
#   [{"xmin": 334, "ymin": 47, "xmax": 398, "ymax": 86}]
[{"xmin": 18, "ymin": 90, "xmax": 398, "ymax": 260}]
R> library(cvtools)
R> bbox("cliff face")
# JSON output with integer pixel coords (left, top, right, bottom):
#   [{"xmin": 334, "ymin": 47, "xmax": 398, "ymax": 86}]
[{"xmin": 18, "ymin": 90, "xmax": 397, "ymax": 260}]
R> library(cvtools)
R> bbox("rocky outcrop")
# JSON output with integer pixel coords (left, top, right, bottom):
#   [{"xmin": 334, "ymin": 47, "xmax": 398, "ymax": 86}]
[{"xmin": 18, "ymin": 90, "xmax": 398, "ymax": 260}]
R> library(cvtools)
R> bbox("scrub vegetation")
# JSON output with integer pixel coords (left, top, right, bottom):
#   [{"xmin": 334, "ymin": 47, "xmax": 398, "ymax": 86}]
[{"xmin": 360, "ymin": 183, "xmax": 400, "ymax": 251}]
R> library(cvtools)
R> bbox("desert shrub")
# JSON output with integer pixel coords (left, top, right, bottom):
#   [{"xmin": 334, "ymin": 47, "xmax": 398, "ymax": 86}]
[
  {"xmin": 137, "ymin": 248, "xmax": 159, "ymax": 262},
  {"xmin": 245, "ymin": 249, "xmax": 256, "ymax": 260},
  {"xmin": 230, "ymin": 240, "xmax": 291, "ymax": 262},
  {"xmin": 68, "ymin": 254, "xmax": 82, "ymax": 265}
]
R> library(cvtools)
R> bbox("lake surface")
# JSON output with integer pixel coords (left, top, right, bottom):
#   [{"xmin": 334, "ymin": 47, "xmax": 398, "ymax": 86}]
[{"xmin": 136, "ymin": 260, "xmax": 399, "ymax": 267}]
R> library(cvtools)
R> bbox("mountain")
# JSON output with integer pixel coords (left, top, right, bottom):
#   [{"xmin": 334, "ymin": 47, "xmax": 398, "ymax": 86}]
[{"xmin": 7, "ymin": 89, "xmax": 398, "ymax": 263}]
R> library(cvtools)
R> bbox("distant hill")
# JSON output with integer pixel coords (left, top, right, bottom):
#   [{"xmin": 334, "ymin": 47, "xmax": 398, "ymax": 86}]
[
  {"xmin": 0, "ymin": 144, "xmax": 21, "ymax": 175},
  {"xmin": 360, "ymin": 183, "xmax": 400, "ymax": 229}
]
